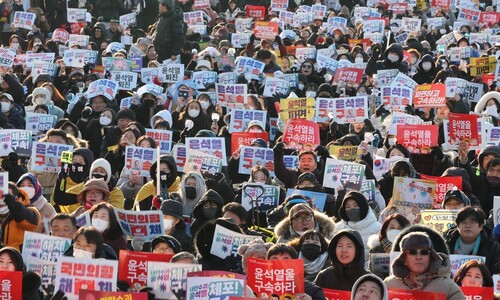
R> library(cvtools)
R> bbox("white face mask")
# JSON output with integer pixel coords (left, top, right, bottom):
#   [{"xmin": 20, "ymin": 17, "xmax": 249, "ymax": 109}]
[
  {"xmin": 388, "ymin": 137, "xmax": 397, "ymax": 147},
  {"xmin": 163, "ymin": 218, "xmax": 174, "ymax": 232},
  {"xmin": 73, "ymin": 248, "xmax": 94, "ymax": 258},
  {"xmin": 99, "ymin": 116, "xmax": 112, "ymax": 126},
  {"xmin": 387, "ymin": 53, "xmax": 399, "ymax": 63},
  {"xmin": 188, "ymin": 109, "xmax": 200, "ymax": 118},
  {"xmin": 298, "ymin": 83, "xmax": 305, "ymax": 90},
  {"xmin": 422, "ymin": 62, "xmax": 432, "ymax": 71},
  {"xmin": 91, "ymin": 218, "xmax": 109, "ymax": 232},
  {"xmin": 10, "ymin": 43, "xmax": 18, "ymax": 49},
  {"xmin": 305, "ymin": 91, "xmax": 316, "ymax": 98},
  {"xmin": 355, "ymin": 57, "xmax": 364, "ymax": 64},
  {"xmin": 200, "ymin": 101, "xmax": 210, "ymax": 110},
  {"xmin": 442, "ymin": 63, "xmax": 448, "ymax": 69},
  {"xmin": 439, "ymin": 29, "xmax": 447, "ymax": 34},
  {"xmin": 20, "ymin": 186, "xmax": 35, "ymax": 199},
  {"xmin": 411, "ymin": 57, "xmax": 417, "ymax": 65},
  {"xmin": 386, "ymin": 229, "xmax": 401, "ymax": 242},
  {"xmin": 1, "ymin": 102, "xmax": 10, "ymax": 113}
]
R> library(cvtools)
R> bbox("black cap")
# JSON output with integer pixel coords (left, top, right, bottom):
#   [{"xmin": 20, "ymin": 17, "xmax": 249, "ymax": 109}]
[
  {"xmin": 151, "ymin": 235, "xmax": 182, "ymax": 253},
  {"xmin": 160, "ymin": 200, "xmax": 184, "ymax": 220},
  {"xmin": 297, "ymin": 172, "xmax": 318, "ymax": 185}
]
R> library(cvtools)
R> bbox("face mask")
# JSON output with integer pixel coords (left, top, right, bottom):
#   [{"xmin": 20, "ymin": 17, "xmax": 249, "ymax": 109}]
[
  {"xmin": 159, "ymin": 171, "xmax": 169, "ymax": 186},
  {"xmin": 295, "ymin": 230, "xmax": 305, "ymax": 236},
  {"xmin": 422, "ymin": 62, "xmax": 432, "ymax": 71},
  {"xmin": 298, "ymin": 83, "xmax": 305, "ymax": 90},
  {"xmin": 305, "ymin": 91, "xmax": 316, "ymax": 98},
  {"xmin": 185, "ymin": 186, "xmax": 197, "ymax": 199},
  {"xmin": 442, "ymin": 62, "xmax": 448, "ymax": 69},
  {"xmin": 411, "ymin": 57, "xmax": 417, "ymax": 65},
  {"xmin": 1, "ymin": 102, "xmax": 10, "ymax": 113},
  {"xmin": 334, "ymin": 34, "xmax": 341, "ymax": 41},
  {"xmin": 300, "ymin": 186, "xmax": 316, "ymax": 192},
  {"xmin": 92, "ymin": 173, "xmax": 107, "ymax": 182},
  {"xmin": 20, "ymin": 186, "xmax": 35, "ymax": 199},
  {"xmin": 188, "ymin": 109, "xmax": 200, "ymax": 118},
  {"xmin": 388, "ymin": 137, "xmax": 397, "ymax": 147},
  {"xmin": 248, "ymin": 128, "xmax": 262, "ymax": 133},
  {"xmin": 487, "ymin": 176, "xmax": 500, "ymax": 187},
  {"xmin": 345, "ymin": 207, "xmax": 361, "ymax": 222},
  {"xmin": 355, "ymin": 57, "xmax": 364, "ymax": 64},
  {"xmin": 143, "ymin": 99, "xmax": 155, "ymax": 108},
  {"xmin": 203, "ymin": 207, "xmax": 218, "ymax": 220},
  {"xmin": 387, "ymin": 53, "xmax": 399, "ymax": 63},
  {"xmin": 34, "ymin": 97, "xmax": 47, "ymax": 106},
  {"xmin": 69, "ymin": 163, "xmax": 86, "ymax": 182},
  {"xmin": 301, "ymin": 244, "xmax": 321, "ymax": 260},
  {"xmin": 99, "ymin": 116, "xmax": 112, "ymax": 126},
  {"xmin": 200, "ymin": 101, "xmax": 210, "ymax": 110},
  {"xmin": 440, "ymin": 29, "xmax": 447, "ymax": 34},
  {"xmin": 163, "ymin": 218, "xmax": 174, "ymax": 231},
  {"xmin": 73, "ymin": 248, "xmax": 94, "ymax": 259},
  {"xmin": 10, "ymin": 43, "xmax": 18, "ymax": 48},
  {"xmin": 91, "ymin": 218, "xmax": 109, "ymax": 232},
  {"xmin": 386, "ymin": 229, "xmax": 401, "ymax": 243}
]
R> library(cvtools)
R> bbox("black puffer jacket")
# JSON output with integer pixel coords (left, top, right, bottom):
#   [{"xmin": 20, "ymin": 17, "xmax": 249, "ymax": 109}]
[
  {"xmin": 412, "ymin": 54, "xmax": 438, "ymax": 84},
  {"xmin": 190, "ymin": 189, "xmax": 224, "ymax": 237},
  {"xmin": 366, "ymin": 43, "xmax": 409, "ymax": 76},
  {"xmin": 152, "ymin": 7, "xmax": 185, "ymax": 62}
]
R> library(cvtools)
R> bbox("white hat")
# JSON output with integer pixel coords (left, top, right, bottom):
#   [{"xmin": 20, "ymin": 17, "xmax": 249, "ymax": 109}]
[
  {"xmin": 195, "ymin": 60, "xmax": 212, "ymax": 71},
  {"xmin": 247, "ymin": 120, "xmax": 264, "ymax": 131},
  {"xmin": 0, "ymin": 93, "xmax": 14, "ymax": 102},
  {"xmin": 32, "ymin": 87, "xmax": 50, "ymax": 106},
  {"xmin": 89, "ymin": 158, "xmax": 112, "ymax": 184}
]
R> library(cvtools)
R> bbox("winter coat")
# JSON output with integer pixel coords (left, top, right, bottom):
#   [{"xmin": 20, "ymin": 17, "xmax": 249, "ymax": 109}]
[
  {"xmin": 44, "ymin": 0, "xmax": 67, "ymax": 31},
  {"xmin": 411, "ymin": 54, "xmax": 438, "ymax": 84},
  {"xmin": 31, "ymin": 195, "xmax": 56, "ymax": 233},
  {"xmin": 273, "ymin": 150, "xmax": 324, "ymax": 189},
  {"xmin": 67, "ymin": 176, "xmax": 124, "ymax": 209},
  {"xmin": 474, "ymin": 91, "xmax": 500, "ymax": 115},
  {"xmin": 274, "ymin": 210, "xmax": 336, "ymax": 243},
  {"xmin": 152, "ymin": 7, "xmax": 185, "ymax": 62},
  {"xmin": 0, "ymin": 104, "xmax": 25, "ymax": 129},
  {"xmin": 385, "ymin": 253, "xmax": 464, "ymax": 300},
  {"xmin": 1, "ymin": 196, "xmax": 40, "ymax": 251},
  {"xmin": 365, "ymin": 43, "xmax": 409, "ymax": 76},
  {"xmin": 314, "ymin": 229, "xmax": 371, "ymax": 291},
  {"xmin": 444, "ymin": 226, "xmax": 500, "ymax": 275},
  {"xmin": 190, "ymin": 189, "xmax": 224, "ymax": 237},
  {"xmin": 93, "ymin": 0, "xmax": 119, "ymax": 21}
]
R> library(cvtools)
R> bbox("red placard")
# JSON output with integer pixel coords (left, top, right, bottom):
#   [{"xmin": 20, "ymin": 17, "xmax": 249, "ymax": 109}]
[
  {"xmin": 413, "ymin": 84, "xmax": 446, "ymax": 108},
  {"xmin": 419, "ymin": 174, "xmax": 463, "ymax": 208},
  {"xmin": 480, "ymin": 12, "xmax": 500, "ymax": 26},
  {"xmin": 482, "ymin": 74, "xmax": 495, "ymax": 87},
  {"xmin": 247, "ymin": 258, "xmax": 304, "ymax": 298},
  {"xmin": 332, "ymin": 68, "xmax": 363, "ymax": 87},
  {"xmin": 253, "ymin": 21, "xmax": 279, "ymax": 40},
  {"xmin": 246, "ymin": 5, "xmax": 266, "ymax": 20},
  {"xmin": 0, "ymin": 271, "xmax": 22, "ymax": 300},
  {"xmin": 323, "ymin": 288, "xmax": 352, "ymax": 300},
  {"xmin": 231, "ymin": 132, "xmax": 269, "ymax": 154},
  {"xmin": 348, "ymin": 39, "xmax": 372, "ymax": 51},
  {"xmin": 460, "ymin": 286, "xmax": 494, "ymax": 300},
  {"xmin": 79, "ymin": 290, "xmax": 148, "ymax": 299},
  {"xmin": 449, "ymin": 113, "xmax": 479, "ymax": 146},
  {"xmin": 388, "ymin": 288, "xmax": 447, "ymax": 300},
  {"xmin": 390, "ymin": 3, "xmax": 409, "ymax": 14},
  {"xmin": 397, "ymin": 124, "xmax": 439, "ymax": 154},
  {"xmin": 282, "ymin": 119, "xmax": 320, "ymax": 151},
  {"xmin": 431, "ymin": 0, "xmax": 450, "ymax": 8},
  {"xmin": 402, "ymin": 50, "xmax": 412, "ymax": 64},
  {"xmin": 118, "ymin": 250, "xmax": 173, "ymax": 291}
]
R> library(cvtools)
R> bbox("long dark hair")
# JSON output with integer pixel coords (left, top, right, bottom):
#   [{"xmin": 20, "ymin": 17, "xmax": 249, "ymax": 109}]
[{"xmin": 89, "ymin": 202, "xmax": 124, "ymax": 241}]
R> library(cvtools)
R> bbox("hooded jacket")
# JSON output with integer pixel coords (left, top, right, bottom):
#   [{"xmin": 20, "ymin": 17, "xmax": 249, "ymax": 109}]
[
  {"xmin": 190, "ymin": 189, "xmax": 224, "ymax": 237},
  {"xmin": 441, "ymin": 167, "xmax": 479, "ymax": 206},
  {"xmin": 366, "ymin": 43, "xmax": 409, "ymax": 76},
  {"xmin": 274, "ymin": 210, "xmax": 336, "ymax": 243},
  {"xmin": 475, "ymin": 91, "xmax": 500, "ymax": 116},
  {"xmin": 152, "ymin": 6, "xmax": 185, "ymax": 62},
  {"xmin": 335, "ymin": 191, "xmax": 382, "ymax": 261},
  {"xmin": 412, "ymin": 54, "xmax": 438, "ymax": 84},
  {"xmin": 467, "ymin": 145, "xmax": 500, "ymax": 213},
  {"xmin": 378, "ymin": 160, "xmax": 419, "ymax": 202},
  {"xmin": 314, "ymin": 229, "xmax": 370, "ymax": 291},
  {"xmin": 351, "ymin": 274, "xmax": 388, "ymax": 300}
]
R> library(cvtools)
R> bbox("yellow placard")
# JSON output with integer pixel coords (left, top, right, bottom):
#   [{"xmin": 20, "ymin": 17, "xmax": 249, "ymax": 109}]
[{"xmin": 279, "ymin": 97, "xmax": 315, "ymax": 121}]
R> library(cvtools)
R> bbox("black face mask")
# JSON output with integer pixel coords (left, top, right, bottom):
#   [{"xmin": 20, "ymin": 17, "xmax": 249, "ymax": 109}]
[
  {"xmin": 203, "ymin": 207, "xmax": 218, "ymax": 220},
  {"xmin": 301, "ymin": 244, "xmax": 321, "ymax": 260},
  {"xmin": 69, "ymin": 163, "xmax": 86, "ymax": 182},
  {"xmin": 92, "ymin": 173, "xmax": 107, "ymax": 182},
  {"xmin": 185, "ymin": 186, "xmax": 197, "ymax": 199},
  {"xmin": 300, "ymin": 187, "xmax": 317, "ymax": 192},
  {"xmin": 159, "ymin": 171, "xmax": 170, "ymax": 185}
]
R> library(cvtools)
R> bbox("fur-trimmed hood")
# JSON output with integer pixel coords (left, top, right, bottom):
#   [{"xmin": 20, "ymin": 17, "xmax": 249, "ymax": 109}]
[
  {"xmin": 392, "ymin": 251, "xmax": 451, "ymax": 279},
  {"xmin": 367, "ymin": 233, "xmax": 381, "ymax": 251},
  {"xmin": 274, "ymin": 210, "xmax": 335, "ymax": 243},
  {"xmin": 392, "ymin": 224, "xmax": 449, "ymax": 255},
  {"xmin": 475, "ymin": 91, "xmax": 500, "ymax": 115}
]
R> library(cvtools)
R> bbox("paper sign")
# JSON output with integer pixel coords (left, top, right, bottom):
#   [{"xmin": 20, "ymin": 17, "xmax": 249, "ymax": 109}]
[
  {"xmin": 285, "ymin": 188, "xmax": 327, "ymax": 212},
  {"xmin": 229, "ymin": 109, "xmax": 267, "ymax": 133},
  {"xmin": 281, "ymin": 119, "xmax": 320, "ymax": 151},
  {"xmin": 123, "ymin": 146, "xmax": 157, "ymax": 176},
  {"xmin": 0, "ymin": 272, "xmax": 22, "ymax": 299},
  {"xmin": 327, "ymin": 145, "xmax": 361, "ymax": 162},
  {"xmin": 420, "ymin": 210, "xmax": 457, "ymax": 234},
  {"xmin": 25, "ymin": 112, "xmax": 56, "ymax": 135},
  {"xmin": 158, "ymin": 64, "xmax": 184, "ymax": 83},
  {"xmin": 241, "ymin": 183, "xmax": 280, "ymax": 212},
  {"xmin": 186, "ymin": 275, "xmax": 245, "ymax": 300},
  {"xmin": 184, "ymin": 148, "xmax": 223, "ymax": 175},
  {"xmin": 263, "ymin": 77, "xmax": 290, "ymax": 97},
  {"xmin": 369, "ymin": 253, "xmax": 391, "ymax": 276},
  {"xmin": 210, "ymin": 224, "xmax": 258, "ymax": 259},
  {"xmin": 26, "ymin": 52, "xmax": 55, "ymax": 68},
  {"xmin": 247, "ymin": 258, "xmax": 304, "ymax": 298},
  {"xmin": 231, "ymin": 132, "xmax": 269, "ymax": 154},
  {"xmin": 419, "ymin": 174, "xmax": 462, "ymax": 208},
  {"xmin": 86, "ymin": 79, "xmax": 119, "ymax": 100},
  {"xmin": 401, "ymin": 17, "xmax": 422, "ymax": 32},
  {"xmin": 79, "ymin": 290, "xmax": 147, "ymax": 299},
  {"xmin": 22, "ymin": 231, "xmax": 71, "ymax": 263},
  {"xmin": 246, "ymin": 5, "xmax": 267, "ymax": 19},
  {"xmin": 31, "ymin": 142, "xmax": 73, "ymax": 173},
  {"xmin": 115, "ymin": 208, "xmax": 163, "ymax": 242},
  {"xmin": 186, "ymin": 137, "xmax": 228, "ymax": 166},
  {"xmin": 145, "ymin": 129, "xmax": 173, "ymax": 154},
  {"xmin": 397, "ymin": 125, "xmax": 438, "ymax": 154},
  {"xmin": 147, "ymin": 262, "xmax": 202, "ymax": 299},
  {"xmin": 388, "ymin": 289, "xmax": 446, "ymax": 300},
  {"xmin": 381, "ymin": 86, "xmax": 414, "ymax": 111},
  {"xmin": 323, "ymin": 158, "xmax": 365, "ymax": 190},
  {"xmin": 215, "ymin": 83, "xmax": 248, "ymax": 108},
  {"xmin": 234, "ymin": 57, "xmax": 265, "ymax": 79},
  {"xmin": 12, "ymin": 11, "xmax": 36, "ymax": 30},
  {"xmin": 238, "ymin": 146, "xmax": 274, "ymax": 175},
  {"xmin": 253, "ymin": 21, "xmax": 279, "ymax": 40},
  {"xmin": 449, "ymin": 113, "xmax": 479, "ymax": 147},
  {"xmin": 332, "ymin": 68, "xmax": 363, "ymax": 87},
  {"xmin": 140, "ymin": 68, "xmax": 159, "ymax": 84},
  {"xmin": 68, "ymin": 34, "xmax": 89, "ymax": 48},
  {"xmin": 192, "ymin": 71, "xmax": 217, "ymax": 89},
  {"xmin": 67, "ymin": 8, "xmax": 86, "ymax": 22},
  {"xmin": 184, "ymin": 11, "xmax": 204, "ymax": 25},
  {"xmin": 457, "ymin": 7, "xmax": 481, "ymax": 23},
  {"xmin": 171, "ymin": 144, "xmax": 187, "ymax": 172},
  {"xmin": 388, "ymin": 112, "xmax": 423, "ymax": 135},
  {"xmin": 119, "ymin": 13, "xmax": 136, "ymax": 28},
  {"xmin": 392, "ymin": 177, "xmax": 436, "ymax": 223},
  {"xmin": 332, "ymin": 96, "xmax": 368, "ymax": 124},
  {"xmin": 118, "ymin": 250, "xmax": 172, "ymax": 291},
  {"xmin": 449, "ymin": 255, "xmax": 486, "ymax": 276},
  {"xmin": 279, "ymin": 98, "xmax": 316, "ymax": 121},
  {"xmin": 0, "ymin": 48, "xmax": 15, "ymax": 68},
  {"xmin": 413, "ymin": 84, "xmax": 446, "ymax": 108},
  {"xmin": 271, "ymin": 0, "xmax": 288, "ymax": 11},
  {"xmin": 460, "ymin": 287, "xmax": 494, "ymax": 300},
  {"xmin": 110, "ymin": 71, "xmax": 138, "ymax": 90}
]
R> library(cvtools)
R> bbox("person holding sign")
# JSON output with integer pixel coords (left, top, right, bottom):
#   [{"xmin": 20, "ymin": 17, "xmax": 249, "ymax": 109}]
[
  {"xmin": 385, "ymin": 232, "xmax": 464, "ymax": 299},
  {"xmin": 0, "ymin": 93, "xmax": 24, "ymax": 129},
  {"xmin": 72, "ymin": 178, "xmax": 111, "ymax": 217},
  {"xmin": 365, "ymin": 43, "xmax": 409, "ymax": 77},
  {"xmin": 89, "ymin": 202, "xmax": 127, "ymax": 255},
  {"xmin": 152, "ymin": 0, "xmax": 185, "ymax": 63},
  {"xmin": 0, "ymin": 246, "xmax": 43, "ymax": 299},
  {"xmin": 160, "ymin": 199, "xmax": 194, "ymax": 252}
]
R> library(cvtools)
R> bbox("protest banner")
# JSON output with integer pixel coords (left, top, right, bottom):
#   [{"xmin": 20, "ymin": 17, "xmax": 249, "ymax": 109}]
[
  {"xmin": 123, "ymin": 146, "xmax": 157, "ymax": 176},
  {"xmin": 25, "ymin": 52, "xmax": 55, "ymax": 68},
  {"xmin": 315, "ymin": 97, "xmax": 335, "ymax": 123},
  {"xmin": 140, "ymin": 67, "xmax": 159, "ymax": 84},
  {"xmin": 286, "ymin": 188, "xmax": 327, "ymax": 212},
  {"xmin": 263, "ymin": 77, "xmax": 290, "ymax": 97},
  {"xmin": 110, "ymin": 71, "xmax": 138, "ymax": 90},
  {"xmin": 241, "ymin": 183, "xmax": 280, "ymax": 212},
  {"xmin": 253, "ymin": 21, "xmax": 279, "ymax": 40},
  {"xmin": 281, "ymin": 119, "xmax": 320, "ymax": 151},
  {"xmin": 31, "ymin": 61, "xmax": 58, "ymax": 80},
  {"xmin": 186, "ymin": 137, "xmax": 227, "ymax": 165},
  {"xmin": 377, "ymin": 69, "xmax": 399, "ymax": 86},
  {"xmin": 79, "ymin": 290, "xmax": 147, "ymax": 299},
  {"xmin": 381, "ymin": 86, "xmax": 414, "ymax": 111},
  {"xmin": 145, "ymin": 129, "xmax": 173, "ymax": 154},
  {"xmin": 63, "ymin": 49, "xmax": 86, "ymax": 68},
  {"xmin": 118, "ymin": 250, "xmax": 172, "ymax": 292},
  {"xmin": 401, "ymin": 17, "xmax": 422, "ymax": 32},
  {"xmin": 211, "ymin": 224, "xmax": 259, "ymax": 259},
  {"xmin": 67, "ymin": 8, "xmax": 86, "ymax": 22},
  {"xmin": 0, "ymin": 48, "xmax": 15, "ymax": 68},
  {"xmin": 316, "ymin": 52, "xmax": 339, "ymax": 74},
  {"xmin": 247, "ymin": 258, "xmax": 304, "ymax": 298},
  {"xmin": 186, "ymin": 275, "xmax": 245, "ymax": 300},
  {"xmin": 157, "ymin": 63, "xmax": 184, "ymax": 83},
  {"xmin": 216, "ymin": 83, "xmax": 247, "ymax": 108},
  {"xmin": 183, "ymin": 11, "xmax": 204, "ymax": 25},
  {"xmin": 115, "ymin": 208, "xmax": 163, "ymax": 241},
  {"xmin": 271, "ymin": 0, "xmax": 288, "ymax": 10},
  {"xmin": 295, "ymin": 47, "xmax": 317, "ymax": 63},
  {"xmin": 369, "ymin": 253, "xmax": 391, "ymax": 277},
  {"xmin": 102, "ymin": 57, "xmax": 132, "ymax": 71},
  {"xmin": 327, "ymin": 145, "xmax": 361, "ymax": 162},
  {"xmin": 31, "ymin": 142, "xmax": 73, "ymax": 173},
  {"xmin": 283, "ymin": 155, "xmax": 298, "ymax": 170},
  {"xmin": 55, "ymin": 257, "xmax": 118, "ymax": 300},
  {"xmin": 413, "ymin": 84, "xmax": 446, "ymax": 108},
  {"xmin": 231, "ymin": 132, "xmax": 269, "ymax": 154},
  {"xmin": 388, "ymin": 289, "xmax": 446, "ymax": 300},
  {"xmin": 25, "ymin": 112, "xmax": 56, "ymax": 135},
  {"xmin": 448, "ymin": 46, "xmax": 472, "ymax": 62},
  {"xmin": 192, "ymin": 70, "xmax": 217, "ymax": 90},
  {"xmin": 323, "ymin": 158, "xmax": 365, "ymax": 190},
  {"xmin": 420, "ymin": 210, "xmax": 457, "ymax": 234},
  {"xmin": 87, "ymin": 79, "xmax": 119, "ymax": 100},
  {"xmin": 387, "ymin": 112, "xmax": 423, "ymax": 135},
  {"xmin": 171, "ymin": 144, "xmax": 187, "ymax": 172},
  {"xmin": 470, "ymin": 56, "xmax": 497, "ymax": 76},
  {"xmin": 234, "ymin": 57, "xmax": 265, "ymax": 79},
  {"xmin": 449, "ymin": 113, "xmax": 479, "ymax": 147},
  {"xmin": 279, "ymin": 98, "xmax": 316, "ymax": 121},
  {"xmin": 119, "ymin": 13, "xmax": 136, "ymax": 28},
  {"xmin": 235, "ymin": 18, "xmax": 253, "ymax": 33},
  {"xmin": 449, "ymin": 255, "xmax": 486, "ymax": 276},
  {"xmin": 332, "ymin": 68, "xmax": 363, "ymax": 87},
  {"xmin": 460, "ymin": 287, "xmax": 494, "ymax": 300},
  {"xmin": 231, "ymin": 33, "xmax": 251, "ymax": 48},
  {"xmin": 0, "ymin": 130, "xmax": 31, "ymax": 157},
  {"xmin": 332, "ymin": 96, "xmax": 368, "ymax": 124},
  {"xmin": 229, "ymin": 109, "xmax": 267, "ymax": 134},
  {"xmin": 184, "ymin": 148, "xmax": 223, "ymax": 175},
  {"xmin": 457, "ymin": 7, "xmax": 481, "ymax": 23},
  {"xmin": 246, "ymin": 5, "xmax": 266, "ymax": 19},
  {"xmin": 147, "ymin": 262, "xmax": 202, "ymax": 299},
  {"xmin": 238, "ymin": 146, "xmax": 274, "ymax": 175},
  {"xmin": 397, "ymin": 124, "xmax": 439, "ymax": 154},
  {"xmin": 22, "ymin": 231, "xmax": 71, "ymax": 263},
  {"xmin": 0, "ymin": 271, "xmax": 22, "ymax": 299},
  {"xmin": 419, "ymin": 174, "xmax": 462, "ymax": 208},
  {"xmin": 68, "ymin": 34, "xmax": 89, "ymax": 48},
  {"xmin": 12, "ymin": 11, "xmax": 36, "ymax": 29},
  {"xmin": 444, "ymin": 118, "xmax": 485, "ymax": 150},
  {"xmin": 392, "ymin": 177, "xmax": 436, "ymax": 223}
]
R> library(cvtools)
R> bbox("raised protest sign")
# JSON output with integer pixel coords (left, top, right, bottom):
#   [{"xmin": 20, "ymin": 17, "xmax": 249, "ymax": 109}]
[
  {"xmin": 397, "ymin": 124, "xmax": 439, "ymax": 154},
  {"xmin": 392, "ymin": 177, "xmax": 436, "ymax": 223},
  {"xmin": 119, "ymin": 13, "xmax": 136, "ymax": 28},
  {"xmin": 381, "ymin": 86, "xmax": 413, "ymax": 111},
  {"xmin": 157, "ymin": 64, "xmax": 184, "ymax": 83},
  {"xmin": 211, "ymin": 224, "xmax": 258, "ymax": 259},
  {"xmin": 327, "ymin": 145, "xmax": 361, "ymax": 162},
  {"xmin": 286, "ymin": 188, "xmax": 327, "ymax": 212},
  {"xmin": 26, "ymin": 52, "xmax": 55, "ymax": 68},
  {"xmin": 388, "ymin": 289, "xmax": 446, "ymax": 300},
  {"xmin": 140, "ymin": 68, "xmax": 159, "ymax": 84},
  {"xmin": 332, "ymin": 68, "xmax": 363, "ymax": 87},
  {"xmin": 271, "ymin": 0, "xmax": 288, "ymax": 10},
  {"xmin": 263, "ymin": 77, "xmax": 290, "ymax": 97},
  {"xmin": 295, "ymin": 47, "xmax": 317, "ymax": 63},
  {"xmin": 235, "ymin": 18, "xmax": 253, "ymax": 33},
  {"xmin": 0, "ymin": 272, "xmax": 22, "ymax": 299},
  {"xmin": 171, "ymin": 144, "xmax": 187, "ymax": 172},
  {"xmin": 87, "ymin": 79, "xmax": 119, "ymax": 100},
  {"xmin": 186, "ymin": 274, "xmax": 245, "ymax": 300},
  {"xmin": 247, "ymin": 258, "xmax": 304, "ymax": 298},
  {"xmin": 470, "ymin": 56, "xmax": 497, "ymax": 76},
  {"xmin": 79, "ymin": 290, "xmax": 147, "ymax": 299},
  {"xmin": 448, "ymin": 46, "xmax": 472, "ymax": 62},
  {"xmin": 118, "ymin": 250, "xmax": 173, "ymax": 292},
  {"xmin": 63, "ymin": 49, "xmax": 86, "ymax": 68},
  {"xmin": 449, "ymin": 255, "xmax": 486, "ymax": 276},
  {"xmin": 68, "ymin": 34, "xmax": 89, "ymax": 48},
  {"xmin": 192, "ymin": 70, "xmax": 217, "ymax": 89},
  {"xmin": 184, "ymin": 148, "xmax": 223, "ymax": 175},
  {"xmin": 183, "ymin": 11, "xmax": 204, "ymax": 25},
  {"xmin": 147, "ymin": 262, "xmax": 202, "ymax": 299},
  {"xmin": 0, "ymin": 48, "xmax": 15, "ymax": 68},
  {"xmin": 31, "ymin": 61, "xmax": 58, "ymax": 79},
  {"xmin": 145, "ymin": 129, "xmax": 173, "ymax": 154},
  {"xmin": 323, "ymin": 158, "xmax": 365, "ymax": 190},
  {"xmin": 238, "ymin": 146, "xmax": 274, "ymax": 175},
  {"xmin": 55, "ymin": 257, "xmax": 118, "ymax": 300},
  {"xmin": 186, "ymin": 137, "xmax": 227, "ymax": 165},
  {"xmin": 401, "ymin": 17, "xmax": 422, "ymax": 32},
  {"xmin": 110, "ymin": 71, "xmax": 138, "ymax": 90},
  {"xmin": 253, "ymin": 21, "xmax": 279, "ymax": 40},
  {"xmin": 413, "ymin": 84, "xmax": 446, "ymax": 108},
  {"xmin": 246, "ymin": 5, "xmax": 266, "ymax": 19},
  {"xmin": 332, "ymin": 96, "xmax": 368, "ymax": 124},
  {"xmin": 123, "ymin": 146, "xmax": 157, "ymax": 176},
  {"xmin": 102, "ymin": 57, "xmax": 132, "ymax": 71},
  {"xmin": 25, "ymin": 112, "xmax": 56, "ymax": 135},
  {"xmin": 387, "ymin": 112, "xmax": 423, "ymax": 135},
  {"xmin": 234, "ymin": 57, "xmax": 265, "ymax": 79},
  {"xmin": 0, "ymin": 130, "xmax": 31, "ymax": 157},
  {"xmin": 241, "ymin": 183, "xmax": 280, "ymax": 211},
  {"xmin": 231, "ymin": 132, "xmax": 269, "ymax": 154},
  {"xmin": 420, "ymin": 210, "xmax": 457, "ymax": 234},
  {"xmin": 115, "ymin": 208, "xmax": 163, "ymax": 242},
  {"xmin": 419, "ymin": 174, "xmax": 462, "ymax": 208},
  {"xmin": 316, "ymin": 52, "xmax": 339, "ymax": 74},
  {"xmin": 231, "ymin": 33, "xmax": 251, "ymax": 48},
  {"xmin": 31, "ymin": 142, "xmax": 73, "ymax": 173},
  {"xmin": 67, "ymin": 8, "xmax": 86, "ymax": 22},
  {"xmin": 216, "ymin": 83, "xmax": 247, "ymax": 108},
  {"xmin": 460, "ymin": 286, "xmax": 494, "ymax": 300},
  {"xmin": 281, "ymin": 119, "xmax": 320, "ymax": 151},
  {"xmin": 12, "ymin": 11, "xmax": 36, "ymax": 29},
  {"xmin": 457, "ymin": 7, "xmax": 481, "ymax": 23},
  {"xmin": 369, "ymin": 253, "xmax": 391, "ymax": 277},
  {"xmin": 229, "ymin": 109, "xmax": 267, "ymax": 133},
  {"xmin": 279, "ymin": 98, "xmax": 315, "ymax": 121},
  {"xmin": 449, "ymin": 113, "xmax": 479, "ymax": 147},
  {"xmin": 315, "ymin": 97, "xmax": 334, "ymax": 122}
]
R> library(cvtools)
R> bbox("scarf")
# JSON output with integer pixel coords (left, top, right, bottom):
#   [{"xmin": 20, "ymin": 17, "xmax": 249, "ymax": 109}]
[
  {"xmin": 403, "ymin": 271, "xmax": 437, "ymax": 290},
  {"xmin": 380, "ymin": 237, "xmax": 392, "ymax": 253},
  {"xmin": 300, "ymin": 251, "xmax": 329, "ymax": 275}
]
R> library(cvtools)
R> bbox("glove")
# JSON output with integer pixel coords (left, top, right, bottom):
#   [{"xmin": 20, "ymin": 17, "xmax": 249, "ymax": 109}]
[
  {"xmin": 375, "ymin": 105, "xmax": 389, "ymax": 117},
  {"xmin": 4, "ymin": 194, "xmax": 16, "ymax": 211},
  {"xmin": 152, "ymin": 196, "xmax": 162, "ymax": 210},
  {"xmin": 249, "ymin": 34, "xmax": 256, "ymax": 43},
  {"xmin": 315, "ymin": 145, "xmax": 330, "ymax": 158},
  {"xmin": 371, "ymin": 43, "xmax": 382, "ymax": 60},
  {"xmin": 83, "ymin": 63, "xmax": 91, "ymax": 74},
  {"xmin": 329, "ymin": 121, "xmax": 338, "ymax": 134},
  {"xmin": 431, "ymin": 146, "xmax": 444, "ymax": 161},
  {"xmin": 78, "ymin": 95, "xmax": 88, "ymax": 105},
  {"xmin": 1, "ymin": 157, "xmax": 12, "ymax": 171},
  {"xmin": 274, "ymin": 35, "xmax": 282, "ymax": 43},
  {"xmin": 494, "ymin": 224, "xmax": 500, "ymax": 241},
  {"xmin": 81, "ymin": 107, "xmax": 92, "ymax": 120},
  {"xmin": 273, "ymin": 142, "xmax": 285, "ymax": 155},
  {"xmin": 50, "ymin": 290, "xmax": 68, "ymax": 300}
]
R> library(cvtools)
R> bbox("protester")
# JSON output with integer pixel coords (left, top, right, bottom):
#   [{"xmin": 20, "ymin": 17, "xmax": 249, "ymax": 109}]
[{"xmin": 453, "ymin": 260, "xmax": 494, "ymax": 287}]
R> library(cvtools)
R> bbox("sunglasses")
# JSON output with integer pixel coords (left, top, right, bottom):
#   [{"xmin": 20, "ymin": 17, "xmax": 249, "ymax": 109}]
[
  {"xmin": 302, "ymin": 65, "xmax": 313, "ymax": 69},
  {"xmin": 405, "ymin": 249, "xmax": 431, "ymax": 256}
]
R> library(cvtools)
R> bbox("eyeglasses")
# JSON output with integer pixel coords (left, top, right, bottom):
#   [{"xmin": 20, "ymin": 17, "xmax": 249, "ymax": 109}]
[
  {"xmin": 293, "ymin": 215, "xmax": 313, "ymax": 223},
  {"xmin": 405, "ymin": 249, "xmax": 431, "ymax": 256},
  {"xmin": 302, "ymin": 65, "xmax": 313, "ymax": 69}
]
